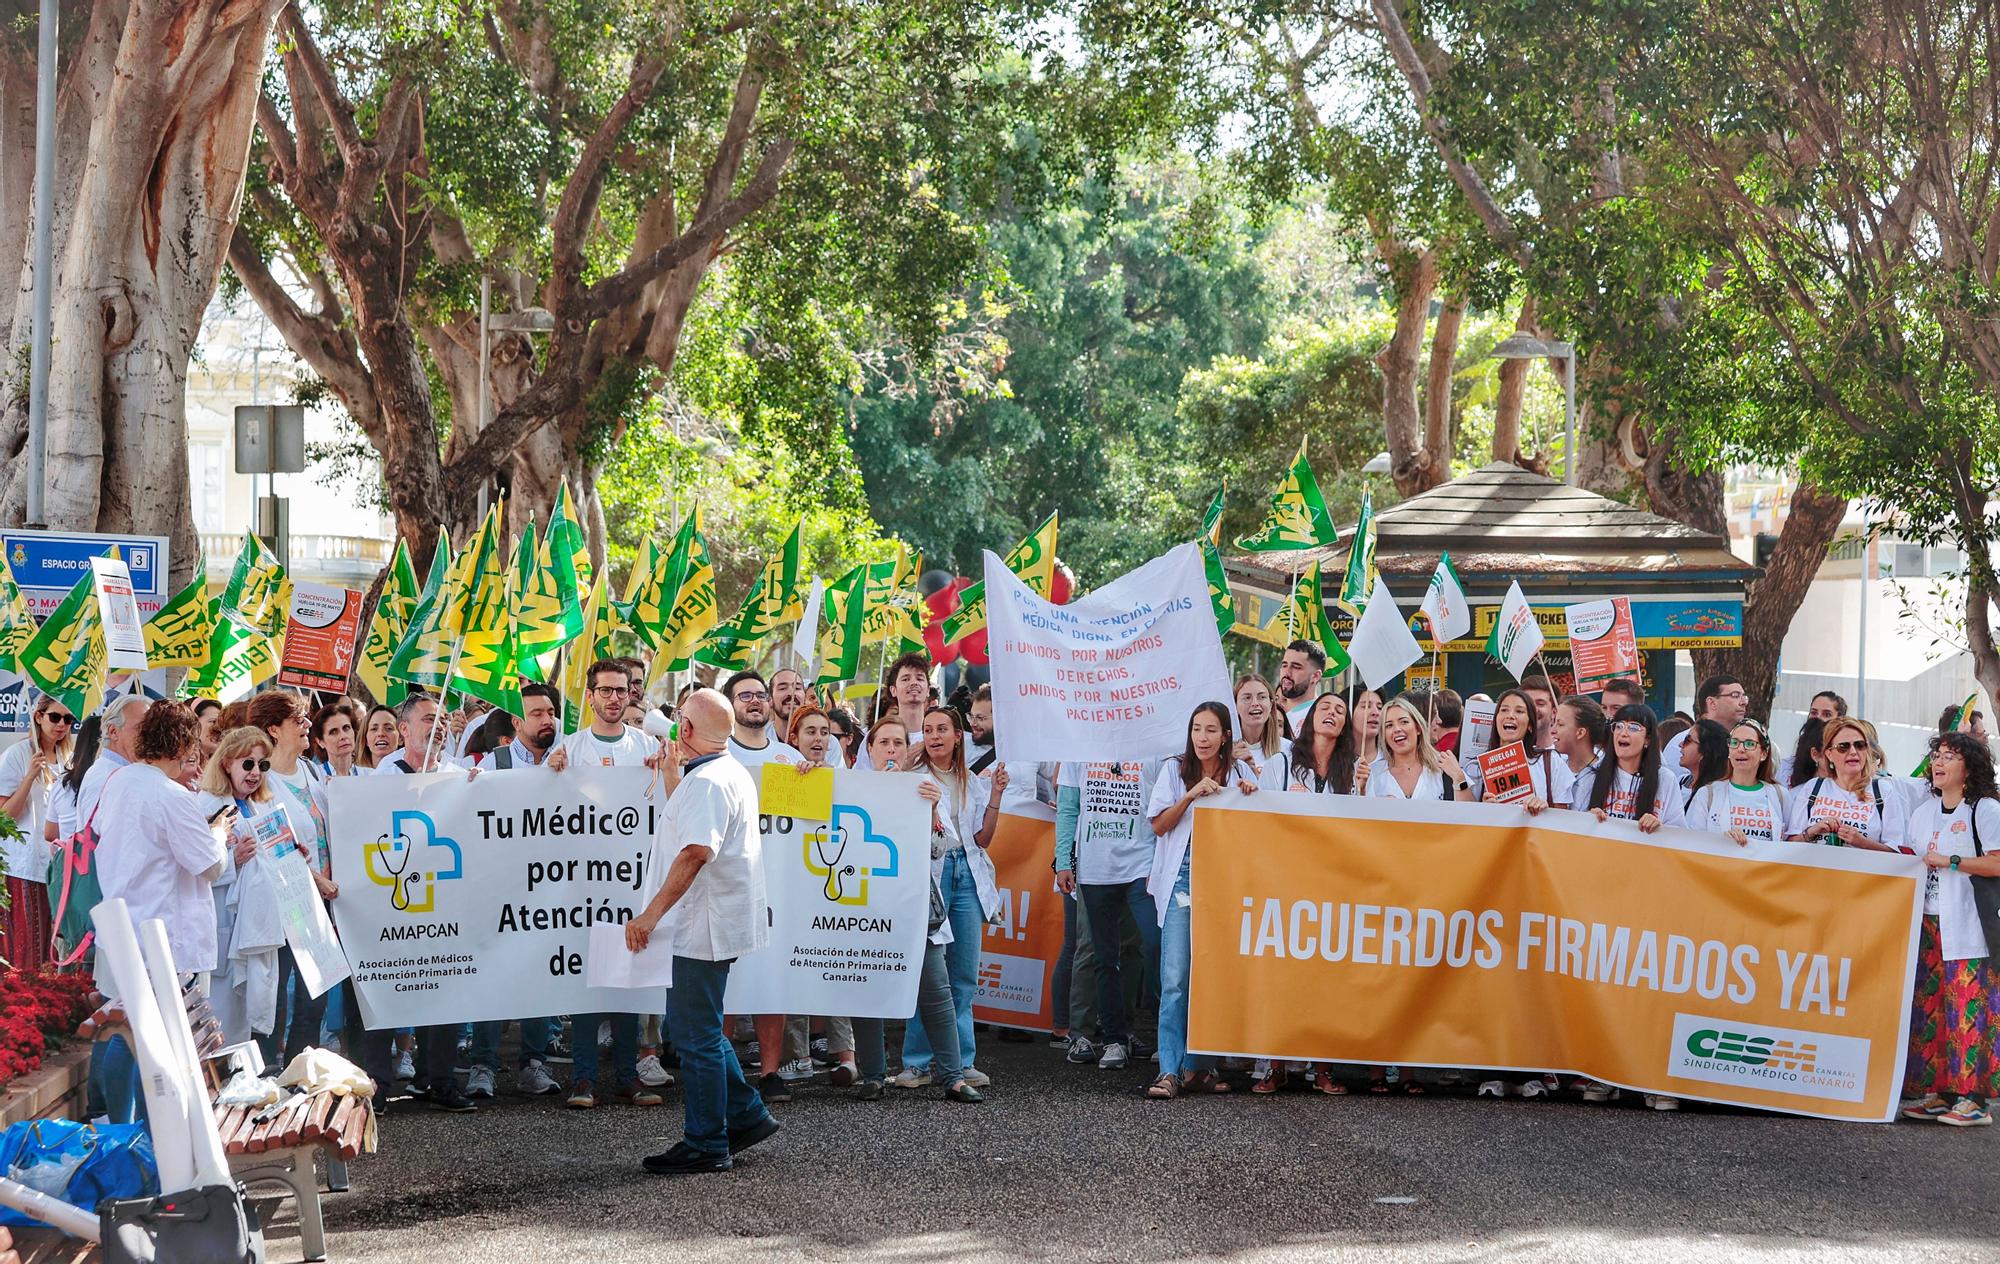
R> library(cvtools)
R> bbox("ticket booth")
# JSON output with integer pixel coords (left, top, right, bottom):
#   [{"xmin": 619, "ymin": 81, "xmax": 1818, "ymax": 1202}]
[{"xmin": 1226, "ymin": 463, "xmax": 1759, "ymax": 714}]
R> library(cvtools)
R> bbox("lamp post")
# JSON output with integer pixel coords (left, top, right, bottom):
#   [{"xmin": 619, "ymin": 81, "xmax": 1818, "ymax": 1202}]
[
  {"xmin": 24, "ymin": 0, "xmax": 57, "ymax": 527},
  {"xmin": 475, "ymin": 284, "xmax": 557, "ymax": 515},
  {"xmin": 1487, "ymin": 333, "xmax": 1577, "ymax": 486}
]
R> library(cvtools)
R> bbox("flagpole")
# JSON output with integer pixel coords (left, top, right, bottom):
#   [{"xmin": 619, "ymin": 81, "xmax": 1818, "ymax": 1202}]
[{"xmin": 423, "ymin": 636, "xmax": 468, "ymax": 768}]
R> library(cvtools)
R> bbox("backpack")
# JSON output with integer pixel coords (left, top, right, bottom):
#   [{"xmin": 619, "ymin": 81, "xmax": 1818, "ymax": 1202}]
[
  {"xmin": 45, "ymin": 767, "xmax": 127, "ymax": 966},
  {"xmin": 1803, "ymin": 777, "xmax": 1884, "ymax": 843},
  {"xmin": 1961, "ymin": 800, "xmax": 2000, "ymax": 960}
]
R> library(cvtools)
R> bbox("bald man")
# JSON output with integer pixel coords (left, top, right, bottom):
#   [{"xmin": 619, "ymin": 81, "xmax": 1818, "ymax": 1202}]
[{"xmin": 626, "ymin": 689, "xmax": 778, "ymax": 1173}]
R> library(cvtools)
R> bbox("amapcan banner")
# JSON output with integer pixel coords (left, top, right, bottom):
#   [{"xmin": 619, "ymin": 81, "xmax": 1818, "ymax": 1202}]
[
  {"xmin": 1187, "ymin": 795, "xmax": 1924, "ymax": 1122},
  {"xmin": 973, "ymin": 806, "xmax": 1065, "ymax": 1031},
  {"xmin": 329, "ymin": 766, "xmax": 671, "ymax": 1028},
  {"xmin": 989, "ymin": 543, "xmax": 1233, "ymax": 763},
  {"xmin": 723, "ymin": 770, "xmax": 931, "ymax": 1020}
]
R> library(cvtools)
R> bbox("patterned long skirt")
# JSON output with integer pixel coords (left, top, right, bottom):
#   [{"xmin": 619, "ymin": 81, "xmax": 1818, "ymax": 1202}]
[
  {"xmin": 0, "ymin": 876, "xmax": 53, "ymax": 972},
  {"xmin": 1906, "ymin": 915, "xmax": 2000, "ymax": 1101}
]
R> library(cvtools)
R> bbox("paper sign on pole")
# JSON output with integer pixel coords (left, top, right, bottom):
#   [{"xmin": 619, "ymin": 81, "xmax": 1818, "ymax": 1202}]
[
  {"xmin": 278, "ymin": 582, "xmax": 365, "ymax": 692},
  {"xmin": 250, "ymin": 804, "xmax": 305, "ymax": 863},
  {"xmin": 1461, "ymin": 697, "xmax": 1497, "ymax": 759},
  {"xmin": 91, "ymin": 556, "xmax": 149, "ymax": 670},
  {"xmin": 760, "ymin": 762, "xmax": 834, "ymax": 822},
  {"xmin": 1477, "ymin": 740, "xmax": 1534, "ymax": 804},
  {"xmin": 1565, "ymin": 597, "xmax": 1641, "ymax": 692},
  {"xmin": 988, "ymin": 543, "xmax": 1233, "ymax": 763}
]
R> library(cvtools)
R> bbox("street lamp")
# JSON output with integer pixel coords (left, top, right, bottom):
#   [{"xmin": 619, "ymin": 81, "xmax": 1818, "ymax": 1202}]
[
  {"xmin": 1487, "ymin": 333, "xmax": 1577, "ymax": 487},
  {"xmin": 476, "ymin": 274, "xmax": 557, "ymax": 512},
  {"xmin": 1362, "ymin": 451, "xmax": 1393, "ymax": 475}
]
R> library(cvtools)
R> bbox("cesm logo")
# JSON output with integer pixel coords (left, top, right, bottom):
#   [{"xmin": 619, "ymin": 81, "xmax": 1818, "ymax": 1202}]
[
  {"xmin": 1666, "ymin": 1013, "xmax": 1868, "ymax": 1103},
  {"xmin": 364, "ymin": 810, "xmax": 465, "ymax": 914},
  {"xmin": 802, "ymin": 804, "xmax": 899, "ymax": 905}
]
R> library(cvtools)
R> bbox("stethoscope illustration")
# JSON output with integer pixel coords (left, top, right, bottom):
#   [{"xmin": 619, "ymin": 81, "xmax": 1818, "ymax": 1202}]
[
  {"xmin": 374, "ymin": 831, "xmax": 424, "ymax": 912},
  {"xmin": 809, "ymin": 823, "xmax": 856, "ymax": 902}
]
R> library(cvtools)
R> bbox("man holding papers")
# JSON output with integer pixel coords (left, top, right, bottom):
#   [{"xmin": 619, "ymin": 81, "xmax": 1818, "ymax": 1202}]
[{"xmin": 625, "ymin": 688, "xmax": 778, "ymax": 1174}]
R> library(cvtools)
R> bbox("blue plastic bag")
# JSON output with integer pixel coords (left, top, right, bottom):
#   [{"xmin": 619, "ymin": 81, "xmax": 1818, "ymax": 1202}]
[{"xmin": 0, "ymin": 1119, "xmax": 158, "ymax": 1228}]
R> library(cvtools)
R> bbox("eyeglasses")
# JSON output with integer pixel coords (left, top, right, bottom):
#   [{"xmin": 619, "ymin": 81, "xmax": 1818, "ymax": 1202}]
[
  {"xmin": 1611, "ymin": 721, "xmax": 1646, "ymax": 735},
  {"xmin": 733, "ymin": 691, "xmax": 769, "ymax": 703},
  {"xmin": 44, "ymin": 711, "xmax": 74, "ymax": 726},
  {"xmin": 591, "ymin": 685, "xmax": 628, "ymax": 697},
  {"xmin": 238, "ymin": 758, "xmax": 271, "ymax": 773},
  {"xmin": 1727, "ymin": 738, "xmax": 1763, "ymax": 750},
  {"xmin": 1930, "ymin": 746, "xmax": 1963, "ymax": 762}
]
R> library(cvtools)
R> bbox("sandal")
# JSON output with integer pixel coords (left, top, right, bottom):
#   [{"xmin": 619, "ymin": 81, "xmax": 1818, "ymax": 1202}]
[
  {"xmin": 1311, "ymin": 1068, "xmax": 1348, "ymax": 1095},
  {"xmin": 1252, "ymin": 1069, "xmax": 1288, "ymax": 1095},
  {"xmin": 1369, "ymin": 1077, "xmax": 1392, "ymax": 1094},
  {"xmin": 1402, "ymin": 1079, "xmax": 1425, "ymax": 1096},
  {"xmin": 1146, "ymin": 1074, "xmax": 1181, "ymax": 1100},
  {"xmin": 1185, "ymin": 1070, "xmax": 1233, "ymax": 1095}
]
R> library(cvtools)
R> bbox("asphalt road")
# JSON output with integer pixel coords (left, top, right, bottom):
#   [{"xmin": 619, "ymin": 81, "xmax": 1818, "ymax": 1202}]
[{"xmin": 283, "ymin": 1038, "xmax": 2000, "ymax": 1264}]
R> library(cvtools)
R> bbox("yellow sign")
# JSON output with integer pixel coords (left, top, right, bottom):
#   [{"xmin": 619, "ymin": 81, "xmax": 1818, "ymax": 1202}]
[{"xmin": 760, "ymin": 763, "xmax": 835, "ymax": 822}]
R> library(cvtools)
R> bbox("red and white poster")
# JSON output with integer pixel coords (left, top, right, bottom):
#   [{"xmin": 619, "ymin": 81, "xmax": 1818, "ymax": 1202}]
[
  {"xmin": 974, "ymin": 805, "xmax": 1065, "ymax": 1032},
  {"xmin": 1564, "ymin": 597, "xmax": 1640, "ymax": 692},
  {"xmin": 278, "ymin": 582, "xmax": 364, "ymax": 692},
  {"xmin": 1478, "ymin": 740, "xmax": 1535, "ymax": 804}
]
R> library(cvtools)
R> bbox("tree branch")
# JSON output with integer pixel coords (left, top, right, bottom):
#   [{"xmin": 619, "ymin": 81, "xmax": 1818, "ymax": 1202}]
[{"xmin": 227, "ymin": 225, "xmax": 381, "ymax": 442}]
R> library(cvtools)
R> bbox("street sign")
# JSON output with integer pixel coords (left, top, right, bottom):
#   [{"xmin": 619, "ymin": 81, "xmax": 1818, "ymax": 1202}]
[
  {"xmin": 234, "ymin": 403, "xmax": 307, "ymax": 474},
  {"xmin": 0, "ymin": 529, "xmax": 170, "ymax": 619}
]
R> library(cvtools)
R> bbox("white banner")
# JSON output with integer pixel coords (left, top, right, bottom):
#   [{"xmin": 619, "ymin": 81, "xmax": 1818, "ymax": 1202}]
[
  {"xmin": 723, "ymin": 769, "xmax": 931, "ymax": 1020},
  {"xmin": 329, "ymin": 766, "xmax": 669, "ymax": 1028},
  {"xmin": 989, "ymin": 542, "xmax": 1233, "ymax": 763}
]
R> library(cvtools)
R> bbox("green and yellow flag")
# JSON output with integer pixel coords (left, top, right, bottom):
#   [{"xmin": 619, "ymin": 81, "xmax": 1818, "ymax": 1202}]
[
  {"xmin": 647, "ymin": 510, "xmax": 720, "ymax": 676},
  {"xmin": 1200, "ymin": 483, "xmax": 1234, "ymax": 637},
  {"xmin": 356, "ymin": 539, "xmax": 420, "ymax": 706},
  {"xmin": 859, "ymin": 546, "xmax": 924, "ymax": 649},
  {"xmin": 180, "ymin": 614, "xmax": 281, "ymax": 704},
  {"xmin": 20, "ymin": 567, "xmax": 106, "ymax": 722},
  {"xmin": 1914, "ymin": 690, "xmax": 1983, "ymax": 778},
  {"xmin": 1235, "ymin": 438, "xmax": 1338, "ymax": 552},
  {"xmin": 1337, "ymin": 490, "xmax": 1378, "ymax": 616},
  {"xmin": 693, "ymin": 523, "xmax": 806, "ymax": 668},
  {"xmin": 219, "ymin": 530, "xmax": 291, "ymax": 637},
  {"xmin": 549, "ymin": 483, "xmax": 594, "ymax": 597},
  {"xmin": 0, "ymin": 550, "xmax": 37, "ymax": 674},
  {"xmin": 815, "ymin": 562, "xmax": 872, "ymax": 685},
  {"xmin": 142, "ymin": 577, "xmax": 217, "ymax": 670},
  {"xmin": 941, "ymin": 512, "xmax": 1059, "ymax": 644},
  {"xmin": 1241, "ymin": 561, "xmax": 1352, "ymax": 673},
  {"xmin": 558, "ymin": 572, "xmax": 624, "ymax": 733},
  {"xmin": 510, "ymin": 517, "xmax": 585, "ymax": 682},
  {"xmin": 445, "ymin": 505, "xmax": 521, "ymax": 713},
  {"xmin": 388, "ymin": 529, "xmax": 458, "ymax": 690}
]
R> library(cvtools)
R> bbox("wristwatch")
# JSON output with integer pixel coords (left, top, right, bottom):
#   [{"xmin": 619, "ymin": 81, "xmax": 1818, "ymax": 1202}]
[
  {"xmin": 1456, "ymin": 779, "xmax": 1471, "ymax": 792},
  {"xmin": 1951, "ymin": 854, "xmax": 1962, "ymax": 871}
]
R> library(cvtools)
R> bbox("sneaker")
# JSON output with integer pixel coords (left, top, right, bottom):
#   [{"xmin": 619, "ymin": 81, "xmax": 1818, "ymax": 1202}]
[
  {"xmin": 641, "ymin": 1142, "xmax": 730, "ymax": 1175},
  {"xmin": 829, "ymin": 1061, "xmax": 858, "ymax": 1088},
  {"xmin": 1477, "ymin": 1079, "xmax": 1506, "ymax": 1098},
  {"xmin": 887, "ymin": 1066, "xmax": 931, "ymax": 1089},
  {"xmin": 960, "ymin": 1066, "xmax": 991, "ymax": 1088},
  {"xmin": 810, "ymin": 1036, "xmax": 830, "ymax": 1059},
  {"xmin": 728, "ymin": 1114, "xmax": 781, "ymax": 1155},
  {"xmin": 465, "ymin": 1065, "xmax": 497, "ymax": 1099},
  {"xmin": 636, "ymin": 1054, "xmax": 676, "ymax": 1088},
  {"xmin": 597, "ymin": 1020, "xmax": 613, "ymax": 1050},
  {"xmin": 758, "ymin": 1072, "xmax": 794, "ymax": 1104},
  {"xmin": 777, "ymin": 1057, "xmax": 817, "ymax": 1083},
  {"xmin": 1940, "ymin": 1097, "xmax": 1993, "ymax": 1127},
  {"xmin": 1519, "ymin": 1078, "xmax": 1552, "ymax": 1100},
  {"xmin": 517, "ymin": 1060, "xmax": 560, "ymax": 1096},
  {"xmin": 566, "ymin": 1079, "xmax": 597, "ymax": 1110},
  {"xmin": 1580, "ymin": 1081, "xmax": 1620, "ymax": 1103},
  {"xmin": 615, "ymin": 1079, "xmax": 663, "ymax": 1107},
  {"xmin": 1098, "ymin": 1042, "xmax": 1130, "ymax": 1071},
  {"xmin": 1902, "ymin": 1093, "xmax": 1951, "ymax": 1120},
  {"xmin": 429, "ymin": 1081, "xmax": 478, "ymax": 1113},
  {"xmin": 855, "ymin": 1079, "xmax": 885, "ymax": 1101},
  {"xmin": 1643, "ymin": 1094, "xmax": 1680, "ymax": 1112},
  {"xmin": 543, "ymin": 1031, "xmax": 573, "ymax": 1064},
  {"xmin": 1064, "ymin": 1035, "xmax": 1099, "ymax": 1065},
  {"xmin": 1048, "ymin": 1029, "xmax": 1071, "ymax": 1048},
  {"xmin": 394, "ymin": 1050, "xmax": 416, "ymax": 1080}
]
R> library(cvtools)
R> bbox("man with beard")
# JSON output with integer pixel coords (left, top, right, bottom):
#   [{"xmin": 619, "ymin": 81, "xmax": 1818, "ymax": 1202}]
[
  {"xmin": 768, "ymin": 668, "xmax": 808, "ymax": 745},
  {"xmin": 1278, "ymin": 639, "xmax": 1328, "ymax": 730},
  {"xmin": 966, "ymin": 683, "xmax": 997, "ymax": 773}
]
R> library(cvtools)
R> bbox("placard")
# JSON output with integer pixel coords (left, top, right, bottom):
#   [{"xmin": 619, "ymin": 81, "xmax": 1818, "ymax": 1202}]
[
  {"xmin": 278, "ymin": 582, "xmax": 365, "ymax": 692},
  {"xmin": 90, "ymin": 556, "xmax": 149, "ymax": 670},
  {"xmin": 1478, "ymin": 740, "xmax": 1534, "ymax": 804},
  {"xmin": 1566, "ymin": 597, "xmax": 1641, "ymax": 691}
]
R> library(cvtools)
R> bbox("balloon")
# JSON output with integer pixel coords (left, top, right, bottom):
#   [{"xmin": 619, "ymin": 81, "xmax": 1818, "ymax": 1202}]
[
  {"xmin": 922, "ymin": 578, "xmax": 969, "ymax": 665},
  {"xmin": 1050, "ymin": 560, "xmax": 1076, "ymax": 605}
]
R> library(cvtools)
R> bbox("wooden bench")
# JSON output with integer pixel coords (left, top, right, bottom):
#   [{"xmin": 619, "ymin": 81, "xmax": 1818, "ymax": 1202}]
[{"xmin": 212, "ymin": 1088, "xmax": 371, "ymax": 1263}]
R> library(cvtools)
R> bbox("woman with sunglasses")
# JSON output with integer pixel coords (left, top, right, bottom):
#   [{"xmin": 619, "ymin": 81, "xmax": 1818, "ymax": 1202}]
[
  {"xmin": 0, "ymin": 695, "xmax": 76, "ymax": 970},
  {"xmin": 826, "ymin": 706, "xmax": 864, "ymax": 769},
  {"xmin": 196, "ymin": 727, "xmax": 275, "ymax": 1045},
  {"xmin": 1906, "ymin": 731, "xmax": 2000, "ymax": 1126},
  {"xmin": 1784, "ymin": 716, "xmax": 1906, "ymax": 851},
  {"xmin": 1684, "ymin": 721, "xmax": 1788, "ymax": 846}
]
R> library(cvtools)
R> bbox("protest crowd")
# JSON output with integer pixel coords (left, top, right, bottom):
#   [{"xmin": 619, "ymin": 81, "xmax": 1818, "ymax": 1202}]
[{"xmin": 0, "ymin": 470, "xmax": 1995, "ymax": 1188}]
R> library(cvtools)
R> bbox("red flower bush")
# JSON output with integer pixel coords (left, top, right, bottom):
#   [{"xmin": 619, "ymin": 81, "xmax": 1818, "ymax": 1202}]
[{"xmin": 0, "ymin": 968, "xmax": 100, "ymax": 1090}]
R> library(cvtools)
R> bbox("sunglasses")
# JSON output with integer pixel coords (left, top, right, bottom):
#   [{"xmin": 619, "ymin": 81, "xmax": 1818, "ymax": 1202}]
[
  {"xmin": 44, "ymin": 711, "xmax": 75, "ymax": 726},
  {"xmin": 238, "ymin": 758, "xmax": 271, "ymax": 773},
  {"xmin": 1828, "ymin": 740, "xmax": 1869, "ymax": 754}
]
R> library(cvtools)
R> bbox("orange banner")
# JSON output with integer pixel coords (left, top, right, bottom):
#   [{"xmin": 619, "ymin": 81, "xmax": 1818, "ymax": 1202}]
[
  {"xmin": 1188, "ymin": 796, "xmax": 1923, "ymax": 1122},
  {"xmin": 974, "ymin": 806, "xmax": 1065, "ymax": 1031}
]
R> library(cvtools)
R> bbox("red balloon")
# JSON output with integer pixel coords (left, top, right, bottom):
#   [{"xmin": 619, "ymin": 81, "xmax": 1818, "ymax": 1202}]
[
  {"xmin": 959, "ymin": 626, "xmax": 990, "ymax": 667},
  {"xmin": 1050, "ymin": 560, "xmax": 1075, "ymax": 605},
  {"xmin": 922, "ymin": 579, "xmax": 968, "ymax": 664}
]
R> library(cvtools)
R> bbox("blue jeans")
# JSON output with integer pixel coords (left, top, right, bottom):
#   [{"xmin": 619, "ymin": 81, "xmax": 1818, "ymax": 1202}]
[
  {"xmin": 1157, "ymin": 857, "xmax": 1209, "ymax": 1078},
  {"xmin": 571, "ymin": 1014, "xmax": 638, "ymax": 1088},
  {"xmin": 667, "ymin": 956, "xmax": 770, "ymax": 1156},
  {"xmin": 902, "ymin": 849, "xmax": 983, "ymax": 1073},
  {"xmin": 318, "ymin": 983, "xmax": 346, "ymax": 1044},
  {"xmin": 1082, "ymin": 877, "xmax": 1161, "ymax": 1046},
  {"xmin": 472, "ymin": 1017, "xmax": 552, "ymax": 1070},
  {"xmin": 852, "ymin": 942, "xmax": 962, "ymax": 1084},
  {"xmin": 90, "ymin": 1035, "xmax": 144, "ymax": 1124}
]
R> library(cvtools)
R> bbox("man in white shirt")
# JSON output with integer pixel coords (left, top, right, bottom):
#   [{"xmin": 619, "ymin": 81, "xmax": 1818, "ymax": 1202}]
[
  {"xmin": 78, "ymin": 694, "xmax": 149, "ymax": 829},
  {"xmin": 624, "ymin": 689, "xmax": 776, "ymax": 1174},
  {"xmin": 857, "ymin": 652, "xmax": 933, "ymax": 770},
  {"xmin": 1661, "ymin": 674, "xmax": 1748, "ymax": 771},
  {"xmin": 371, "ymin": 693, "xmax": 464, "ymax": 775},
  {"xmin": 722, "ymin": 670, "xmax": 800, "ymax": 771},
  {"xmin": 767, "ymin": 668, "xmax": 807, "ymax": 745},
  {"xmin": 557, "ymin": 659, "xmax": 657, "ymax": 770},
  {"xmin": 1277, "ymin": 639, "xmax": 1327, "ymax": 730},
  {"xmin": 551, "ymin": 659, "xmax": 664, "ymax": 1110}
]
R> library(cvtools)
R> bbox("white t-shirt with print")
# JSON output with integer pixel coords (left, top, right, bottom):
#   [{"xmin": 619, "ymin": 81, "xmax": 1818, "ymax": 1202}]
[
  {"xmin": 560, "ymin": 725, "xmax": 657, "ymax": 769},
  {"xmin": 1907, "ymin": 797, "xmax": 2000, "ymax": 959},
  {"xmin": 726, "ymin": 735, "xmax": 800, "ymax": 772},
  {"xmin": 1572, "ymin": 765, "xmax": 1686, "ymax": 827},
  {"xmin": 1060, "ymin": 760, "xmax": 1159, "ymax": 885},
  {"xmin": 1783, "ymin": 778, "xmax": 1906, "ymax": 850},
  {"xmin": 1685, "ymin": 781, "xmax": 1788, "ymax": 843}
]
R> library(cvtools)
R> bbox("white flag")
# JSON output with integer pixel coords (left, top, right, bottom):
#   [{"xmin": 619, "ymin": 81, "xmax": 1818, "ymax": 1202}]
[
  {"xmin": 790, "ymin": 577, "xmax": 825, "ymax": 675},
  {"xmin": 1419, "ymin": 552, "xmax": 1471, "ymax": 645},
  {"xmin": 1484, "ymin": 579, "xmax": 1544, "ymax": 681},
  {"xmin": 1348, "ymin": 574, "xmax": 1423, "ymax": 691}
]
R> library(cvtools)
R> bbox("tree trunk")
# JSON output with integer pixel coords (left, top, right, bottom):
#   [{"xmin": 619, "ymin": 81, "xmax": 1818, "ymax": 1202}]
[
  {"xmin": 1, "ymin": 0, "xmax": 286, "ymax": 592},
  {"xmin": 1375, "ymin": 236, "xmax": 1439, "ymax": 497},
  {"xmin": 1690, "ymin": 483, "xmax": 1847, "ymax": 720},
  {"xmin": 1492, "ymin": 295, "xmax": 1536, "ymax": 467},
  {"xmin": 1422, "ymin": 291, "xmax": 1464, "ymax": 483}
]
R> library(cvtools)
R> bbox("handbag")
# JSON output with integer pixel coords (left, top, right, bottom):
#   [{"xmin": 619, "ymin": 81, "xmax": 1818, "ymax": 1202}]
[
  {"xmin": 1965, "ymin": 800, "xmax": 2000, "ymax": 961},
  {"xmin": 44, "ymin": 768, "xmax": 125, "ymax": 966},
  {"xmin": 98, "ymin": 1184, "xmax": 265, "ymax": 1264},
  {"xmin": 0, "ymin": 1120, "xmax": 157, "ymax": 1229}
]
